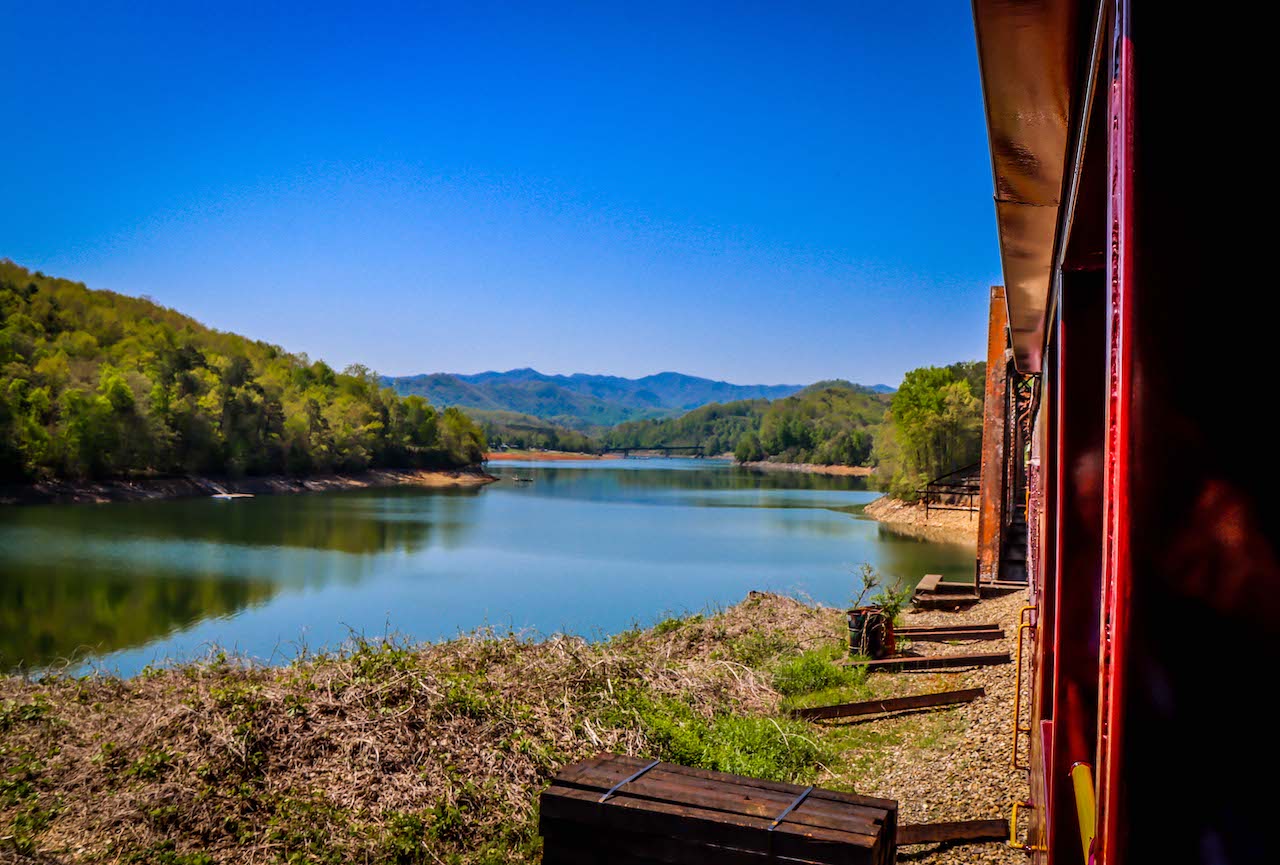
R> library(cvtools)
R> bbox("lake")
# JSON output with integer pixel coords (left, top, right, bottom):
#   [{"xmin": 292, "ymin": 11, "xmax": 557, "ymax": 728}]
[{"xmin": 0, "ymin": 459, "xmax": 975, "ymax": 676}]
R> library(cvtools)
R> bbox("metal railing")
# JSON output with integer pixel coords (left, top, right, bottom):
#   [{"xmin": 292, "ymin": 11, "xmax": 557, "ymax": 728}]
[{"xmin": 917, "ymin": 462, "xmax": 981, "ymax": 519}]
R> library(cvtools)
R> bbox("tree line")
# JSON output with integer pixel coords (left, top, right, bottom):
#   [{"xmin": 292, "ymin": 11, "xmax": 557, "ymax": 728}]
[
  {"xmin": 604, "ymin": 382, "xmax": 888, "ymax": 466},
  {"xmin": 602, "ymin": 365, "xmax": 986, "ymax": 499},
  {"xmin": 0, "ymin": 261, "xmax": 486, "ymax": 482}
]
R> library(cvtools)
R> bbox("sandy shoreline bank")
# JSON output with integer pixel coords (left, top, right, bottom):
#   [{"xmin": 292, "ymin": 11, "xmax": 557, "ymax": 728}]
[
  {"xmin": 863, "ymin": 495, "xmax": 979, "ymax": 546},
  {"xmin": 738, "ymin": 460, "xmax": 874, "ymax": 477},
  {"xmin": 0, "ymin": 467, "xmax": 496, "ymax": 506},
  {"xmin": 484, "ymin": 450, "xmax": 606, "ymax": 461}
]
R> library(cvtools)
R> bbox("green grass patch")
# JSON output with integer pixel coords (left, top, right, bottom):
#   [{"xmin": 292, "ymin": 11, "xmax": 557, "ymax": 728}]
[
  {"xmin": 601, "ymin": 690, "xmax": 825, "ymax": 783},
  {"xmin": 771, "ymin": 648, "xmax": 863, "ymax": 697}
]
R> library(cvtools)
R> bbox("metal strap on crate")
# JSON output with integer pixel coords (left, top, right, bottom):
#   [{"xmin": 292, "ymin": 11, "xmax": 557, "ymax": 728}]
[
  {"xmin": 598, "ymin": 759, "xmax": 661, "ymax": 803},
  {"xmin": 768, "ymin": 785, "xmax": 815, "ymax": 831}
]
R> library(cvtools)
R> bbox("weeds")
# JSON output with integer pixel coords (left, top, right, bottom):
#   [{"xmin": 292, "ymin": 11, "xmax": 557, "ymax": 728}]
[
  {"xmin": 771, "ymin": 648, "xmax": 863, "ymax": 696},
  {"xmin": 0, "ymin": 592, "xmax": 844, "ymax": 864},
  {"xmin": 651, "ymin": 612, "xmax": 705, "ymax": 636},
  {"xmin": 719, "ymin": 630, "xmax": 796, "ymax": 666}
]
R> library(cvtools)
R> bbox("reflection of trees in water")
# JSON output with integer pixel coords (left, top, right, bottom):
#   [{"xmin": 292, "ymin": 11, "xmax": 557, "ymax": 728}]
[
  {"xmin": 495, "ymin": 466, "xmax": 868, "ymax": 506},
  {"xmin": 4, "ymin": 487, "xmax": 482, "ymax": 556},
  {"xmin": 611, "ymin": 466, "xmax": 867, "ymax": 492},
  {"xmin": 0, "ymin": 488, "xmax": 485, "ymax": 670},
  {"xmin": 0, "ymin": 568, "xmax": 278, "ymax": 672}
]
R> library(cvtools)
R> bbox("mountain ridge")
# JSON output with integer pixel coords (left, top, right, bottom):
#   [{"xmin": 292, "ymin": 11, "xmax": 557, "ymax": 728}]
[{"xmin": 383, "ymin": 368, "xmax": 893, "ymax": 431}]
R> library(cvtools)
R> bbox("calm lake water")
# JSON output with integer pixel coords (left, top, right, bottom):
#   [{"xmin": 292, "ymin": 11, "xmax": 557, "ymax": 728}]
[{"xmin": 0, "ymin": 459, "xmax": 975, "ymax": 676}]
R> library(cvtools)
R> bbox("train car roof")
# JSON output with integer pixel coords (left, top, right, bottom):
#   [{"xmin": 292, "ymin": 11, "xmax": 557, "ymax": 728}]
[{"xmin": 972, "ymin": 0, "xmax": 1090, "ymax": 373}]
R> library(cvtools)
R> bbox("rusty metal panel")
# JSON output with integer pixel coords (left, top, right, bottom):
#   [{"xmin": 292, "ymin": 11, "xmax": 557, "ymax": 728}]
[{"xmin": 976, "ymin": 286, "xmax": 1010, "ymax": 584}]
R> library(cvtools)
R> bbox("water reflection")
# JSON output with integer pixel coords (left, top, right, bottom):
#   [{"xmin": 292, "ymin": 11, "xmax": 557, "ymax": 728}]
[
  {"xmin": 1, "ymin": 487, "xmax": 482, "ymax": 554},
  {"xmin": 0, "ymin": 567, "xmax": 278, "ymax": 671},
  {"xmin": 0, "ymin": 489, "xmax": 482, "ymax": 670},
  {"xmin": 0, "ymin": 461, "xmax": 973, "ymax": 675}
]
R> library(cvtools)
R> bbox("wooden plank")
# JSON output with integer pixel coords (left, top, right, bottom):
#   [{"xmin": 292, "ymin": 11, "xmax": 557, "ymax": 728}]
[
  {"xmin": 790, "ymin": 688, "xmax": 984, "ymax": 721},
  {"xmin": 546, "ymin": 768, "xmax": 890, "ymax": 841},
  {"xmin": 897, "ymin": 622, "xmax": 999, "ymax": 634},
  {"xmin": 558, "ymin": 753, "xmax": 897, "ymax": 814},
  {"xmin": 543, "ymin": 754, "xmax": 895, "ymax": 865},
  {"xmin": 898, "ymin": 629, "xmax": 1003, "ymax": 642},
  {"xmin": 556, "ymin": 762, "xmax": 888, "ymax": 836},
  {"xmin": 914, "ymin": 574, "xmax": 942, "ymax": 593},
  {"xmin": 933, "ymin": 580, "xmax": 980, "ymax": 594},
  {"xmin": 897, "ymin": 818, "xmax": 1009, "ymax": 845},
  {"xmin": 854, "ymin": 652, "xmax": 1010, "ymax": 672},
  {"xmin": 654, "ymin": 760, "xmax": 897, "ymax": 814},
  {"xmin": 910, "ymin": 594, "xmax": 981, "ymax": 610},
  {"xmin": 584, "ymin": 771, "xmax": 884, "ymax": 836},
  {"xmin": 540, "ymin": 784, "xmax": 883, "ymax": 864}
]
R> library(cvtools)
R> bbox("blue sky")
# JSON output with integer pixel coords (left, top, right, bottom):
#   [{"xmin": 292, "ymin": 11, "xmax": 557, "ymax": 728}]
[{"xmin": 3, "ymin": 1, "xmax": 998, "ymax": 386}]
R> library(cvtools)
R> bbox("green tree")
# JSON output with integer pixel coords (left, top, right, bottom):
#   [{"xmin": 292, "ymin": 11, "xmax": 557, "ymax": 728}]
[
  {"xmin": 0, "ymin": 260, "xmax": 487, "ymax": 482},
  {"xmin": 873, "ymin": 362, "xmax": 984, "ymax": 498},
  {"xmin": 735, "ymin": 432, "xmax": 765, "ymax": 462}
]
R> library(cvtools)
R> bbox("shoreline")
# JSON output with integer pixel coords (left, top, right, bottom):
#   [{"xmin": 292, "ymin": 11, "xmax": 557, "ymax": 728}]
[
  {"xmin": 485, "ymin": 450, "xmax": 606, "ymax": 461},
  {"xmin": 0, "ymin": 467, "xmax": 497, "ymax": 506},
  {"xmin": 863, "ymin": 495, "xmax": 978, "ymax": 546},
  {"xmin": 738, "ymin": 460, "xmax": 874, "ymax": 477}
]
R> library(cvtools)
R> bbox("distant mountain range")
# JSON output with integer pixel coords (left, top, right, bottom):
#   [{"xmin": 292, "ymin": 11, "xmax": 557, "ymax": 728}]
[{"xmin": 382, "ymin": 368, "xmax": 894, "ymax": 432}]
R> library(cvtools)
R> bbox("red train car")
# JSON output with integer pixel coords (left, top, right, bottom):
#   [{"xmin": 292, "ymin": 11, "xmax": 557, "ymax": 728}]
[{"xmin": 971, "ymin": 1, "xmax": 1277, "ymax": 862}]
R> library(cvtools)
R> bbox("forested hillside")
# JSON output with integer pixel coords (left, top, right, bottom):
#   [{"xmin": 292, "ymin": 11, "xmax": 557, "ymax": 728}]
[
  {"xmin": 602, "ymin": 399, "xmax": 768, "ymax": 457},
  {"xmin": 604, "ymin": 382, "xmax": 890, "ymax": 465},
  {"xmin": 0, "ymin": 261, "xmax": 485, "ymax": 482},
  {"xmin": 873, "ymin": 361, "xmax": 985, "ymax": 497},
  {"xmin": 469, "ymin": 409, "xmax": 599, "ymax": 453}
]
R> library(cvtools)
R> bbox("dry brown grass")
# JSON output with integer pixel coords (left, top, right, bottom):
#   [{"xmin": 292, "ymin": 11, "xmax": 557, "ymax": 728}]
[{"xmin": 1, "ymin": 593, "xmax": 839, "ymax": 865}]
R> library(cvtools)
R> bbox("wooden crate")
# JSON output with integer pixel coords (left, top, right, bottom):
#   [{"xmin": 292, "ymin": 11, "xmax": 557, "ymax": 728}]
[{"xmin": 540, "ymin": 753, "xmax": 897, "ymax": 865}]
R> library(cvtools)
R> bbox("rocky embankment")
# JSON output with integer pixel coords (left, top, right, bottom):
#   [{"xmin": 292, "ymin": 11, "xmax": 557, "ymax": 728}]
[
  {"xmin": 0, "ymin": 467, "xmax": 496, "ymax": 506},
  {"xmin": 864, "ymin": 495, "xmax": 979, "ymax": 545}
]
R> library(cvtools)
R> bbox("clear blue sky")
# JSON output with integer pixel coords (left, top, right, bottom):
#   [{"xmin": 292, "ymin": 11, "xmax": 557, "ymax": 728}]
[{"xmin": 3, "ymin": 1, "xmax": 999, "ymax": 387}]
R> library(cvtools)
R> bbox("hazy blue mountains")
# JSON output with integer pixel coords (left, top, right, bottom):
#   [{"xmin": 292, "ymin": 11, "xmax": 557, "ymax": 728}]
[{"xmin": 382, "ymin": 369, "xmax": 813, "ymax": 431}]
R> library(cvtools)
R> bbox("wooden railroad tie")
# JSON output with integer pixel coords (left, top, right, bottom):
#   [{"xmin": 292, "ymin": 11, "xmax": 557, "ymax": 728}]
[
  {"xmin": 854, "ymin": 652, "xmax": 1011, "ymax": 672},
  {"xmin": 898, "ymin": 628, "xmax": 1004, "ymax": 642},
  {"xmin": 896, "ymin": 622, "xmax": 999, "ymax": 634},
  {"xmin": 910, "ymin": 595, "xmax": 981, "ymax": 611},
  {"xmin": 790, "ymin": 687, "xmax": 985, "ymax": 722},
  {"xmin": 897, "ymin": 818, "xmax": 1010, "ymax": 846}
]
